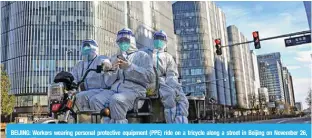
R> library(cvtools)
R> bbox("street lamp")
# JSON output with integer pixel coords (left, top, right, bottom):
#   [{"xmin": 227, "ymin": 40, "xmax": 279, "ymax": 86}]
[
  {"xmin": 209, "ymin": 97, "xmax": 216, "ymax": 123},
  {"xmin": 65, "ymin": 49, "xmax": 73, "ymax": 72}
]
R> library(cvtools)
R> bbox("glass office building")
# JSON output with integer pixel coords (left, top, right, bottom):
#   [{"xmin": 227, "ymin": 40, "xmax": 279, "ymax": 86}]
[
  {"xmin": 1, "ymin": 1, "xmax": 177, "ymax": 117},
  {"xmin": 257, "ymin": 52, "xmax": 285, "ymax": 108},
  {"xmin": 1, "ymin": 1, "xmax": 125, "ymax": 116},
  {"xmin": 227, "ymin": 25, "xmax": 255, "ymax": 109},
  {"xmin": 250, "ymin": 50, "xmax": 261, "ymax": 106},
  {"xmin": 173, "ymin": 1, "xmax": 233, "ymax": 107},
  {"xmin": 127, "ymin": 1, "xmax": 178, "ymax": 59},
  {"xmin": 282, "ymin": 67, "xmax": 295, "ymax": 107}
]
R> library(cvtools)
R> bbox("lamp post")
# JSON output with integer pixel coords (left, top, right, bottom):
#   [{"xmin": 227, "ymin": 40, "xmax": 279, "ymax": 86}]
[
  {"xmin": 209, "ymin": 97, "xmax": 216, "ymax": 123},
  {"xmin": 197, "ymin": 78, "xmax": 234, "ymax": 122},
  {"xmin": 65, "ymin": 49, "xmax": 73, "ymax": 72}
]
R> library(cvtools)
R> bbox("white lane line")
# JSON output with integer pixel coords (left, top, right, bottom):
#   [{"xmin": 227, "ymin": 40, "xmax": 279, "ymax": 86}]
[
  {"xmin": 277, "ymin": 120, "xmax": 288, "ymax": 124},
  {"xmin": 277, "ymin": 118, "xmax": 297, "ymax": 124}
]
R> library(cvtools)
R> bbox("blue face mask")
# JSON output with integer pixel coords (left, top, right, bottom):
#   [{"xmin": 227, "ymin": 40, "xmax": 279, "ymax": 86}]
[
  {"xmin": 154, "ymin": 40, "xmax": 165, "ymax": 49},
  {"xmin": 119, "ymin": 42, "xmax": 130, "ymax": 52},
  {"xmin": 81, "ymin": 46, "xmax": 92, "ymax": 56}
]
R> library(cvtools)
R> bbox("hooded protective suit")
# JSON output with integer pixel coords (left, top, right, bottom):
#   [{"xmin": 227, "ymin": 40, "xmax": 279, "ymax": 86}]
[
  {"xmin": 143, "ymin": 30, "xmax": 189, "ymax": 123},
  {"xmin": 89, "ymin": 28, "xmax": 155, "ymax": 124},
  {"xmin": 71, "ymin": 39, "xmax": 114, "ymax": 111}
]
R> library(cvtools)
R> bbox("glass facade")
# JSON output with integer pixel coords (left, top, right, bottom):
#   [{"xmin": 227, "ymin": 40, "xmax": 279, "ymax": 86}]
[
  {"xmin": 289, "ymin": 75, "xmax": 295, "ymax": 106},
  {"xmin": 1, "ymin": 1, "xmax": 177, "ymax": 116},
  {"xmin": 282, "ymin": 67, "xmax": 290, "ymax": 105},
  {"xmin": 250, "ymin": 50, "xmax": 261, "ymax": 106},
  {"xmin": 257, "ymin": 52, "xmax": 285, "ymax": 108},
  {"xmin": 282, "ymin": 67, "xmax": 295, "ymax": 107},
  {"xmin": 228, "ymin": 25, "xmax": 255, "ymax": 109},
  {"xmin": 128, "ymin": 1, "xmax": 178, "ymax": 59},
  {"xmin": 173, "ymin": 1, "xmax": 233, "ymax": 106},
  {"xmin": 1, "ymin": 1, "xmax": 125, "ymax": 115}
]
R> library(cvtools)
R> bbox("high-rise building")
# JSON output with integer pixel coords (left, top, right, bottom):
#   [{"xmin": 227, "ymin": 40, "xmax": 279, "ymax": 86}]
[
  {"xmin": 128, "ymin": 1, "xmax": 178, "ymax": 59},
  {"xmin": 295, "ymin": 102, "xmax": 302, "ymax": 111},
  {"xmin": 1, "ymin": 1, "xmax": 125, "ymax": 117},
  {"xmin": 289, "ymin": 77, "xmax": 295, "ymax": 106},
  {"xmin": 173, "ymin": 2, "xmax": 233, "ymax": 109},
  {"xmin": 250, "ymin": 50, "xmax": 261, "ymax": 107},
  {"xmin": 257, "ymin": 52, "xmax": 285, "ymax": 108},
  {"xmin": 228, "ymin": 59, "xmax": 237, "ymax": 107},
  {"xmin": 227, "ymin": 25, "xmax": 255, "ymax": 109},
  {"xmin": 1, "ymin": 1, "xmax": 177, "ymax": 117},
  {"xmin": 288, "ymin": 73, "xmax": 295, "ymax": 106},
  {"xmin": 303, "ymin": 1, "xmax": 311, "ymax": 29},
  {"xmin": 282, "ymin": 67, "xmax": 295, "ymax": 107}
]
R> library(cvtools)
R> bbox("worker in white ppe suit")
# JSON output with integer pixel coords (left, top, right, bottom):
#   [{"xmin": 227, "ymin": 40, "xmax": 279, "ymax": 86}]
[
  {"xmin": 71, "ymin": 39, "xmax": 114, "ymax": 111},
  {"xmin": 89, "ymin": 28, "xmax": 155, "ymax": 124},
  {"xmin": 144, "ymin": 30, "xmax": 189, "ymax": 123}
]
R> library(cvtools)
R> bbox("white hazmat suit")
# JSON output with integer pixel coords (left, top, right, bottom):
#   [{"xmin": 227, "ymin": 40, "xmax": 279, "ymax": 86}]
[
  {"xmin": 143, "ymin": 30, "xmax": 189, "ymax": 123},
  {"xmin": 89, "ymin": 28, "xmax": 155, "ymax": 124},
  {"xmin": 71, "ymin": 39, "xmax": 114, "ymax": 111}
]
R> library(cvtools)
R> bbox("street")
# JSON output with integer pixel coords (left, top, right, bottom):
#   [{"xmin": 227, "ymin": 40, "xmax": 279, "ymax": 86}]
[{"xmin": 247, "ymin": 116, "xmax": 311, "ymax": 124}]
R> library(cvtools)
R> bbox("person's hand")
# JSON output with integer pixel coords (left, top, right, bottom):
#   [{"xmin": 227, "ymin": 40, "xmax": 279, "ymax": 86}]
[
  {"xmin": 112, "ymin": 60, "xmax": 120, "ymax": 69},
  {"xmin": 102, "ymin": 59, "xmax": 113, "ymax": 71},
  {"xmin": 117, "ymin": 59, "xmax": 131, "ymax": 69}
]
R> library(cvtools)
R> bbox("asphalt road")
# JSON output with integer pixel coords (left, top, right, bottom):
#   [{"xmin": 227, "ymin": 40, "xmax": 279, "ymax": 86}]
[{"xmin": 247, "ymin": 116, "xmax": 311, "ymax": 124}]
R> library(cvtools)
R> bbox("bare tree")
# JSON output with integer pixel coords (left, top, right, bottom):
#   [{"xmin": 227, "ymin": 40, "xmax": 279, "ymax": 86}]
[
  {"xmin": 258, "ymin": 92, "xmax": 267, "ymax": 111},
  {"xmin": 284, "ymin": 103, "xmax": 291, "ymax": 115},
  {"xmin": 248, "ymin": 92, "xmax": 257, "ymax": 109},
  {"xmin": 33, "ymin": 102, "xmax": 42, "ymax": 118}
]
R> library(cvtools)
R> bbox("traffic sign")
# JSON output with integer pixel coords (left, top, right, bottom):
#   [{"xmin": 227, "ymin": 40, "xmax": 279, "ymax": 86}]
[{"xmin": 284, "ymin": 35, "xmax": 311, "ymax": 47}]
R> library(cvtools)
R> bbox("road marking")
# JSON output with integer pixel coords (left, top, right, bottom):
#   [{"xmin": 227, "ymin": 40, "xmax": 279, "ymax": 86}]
[
  {"xmin": 277, "ymin": 118, "xmax": 297, "ymax": 124},
  {"xmin": 277, "ymin": 120, "xmax": 288, "ymax": 124}
]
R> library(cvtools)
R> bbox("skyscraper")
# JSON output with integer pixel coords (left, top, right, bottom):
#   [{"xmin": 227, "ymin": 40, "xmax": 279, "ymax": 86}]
[
  {"xmin": 1, "ymin": 1, "xmax": 125, "ymax": 117},
  {"xmin": 173, "ymin": 2, "xmax": 233, "ymax": 109},
  {"xmin": 1, "ymin": 1, "xmax": 177, "ymax": 117},
  {"xmin": 288, "ymin": 74, "xmax": 295, "ymax": 106},
  {"xmin": 283, "ymin": 69, "xmax": 295, "ymax": 107},
  {"xmin": 227, "ymin": 25, "xmax": 255, "ymax": 109},
  {"xmin": 127, "ymin": 1, "xmax": 178, "ymax": 59},
  {"xmin": 303, "ymin": 1, "xmax": 311, "ymax": 29},
  {"xmin": 250, "ymin": 50, "xmax": 261, "ymax": 107},
  {"xmin": 282, "ymin": 67, "xmax": 291, "ymax": 106},
  {"xmin": 257, "ymin": 52, "xmax": 285, "ymax": 108}
]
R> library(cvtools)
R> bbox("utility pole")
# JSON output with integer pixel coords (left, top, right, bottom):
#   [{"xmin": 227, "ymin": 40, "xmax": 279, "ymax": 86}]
[{"xmin": 65, "ymin": 49, "xmax": 72, "ymax": 72}]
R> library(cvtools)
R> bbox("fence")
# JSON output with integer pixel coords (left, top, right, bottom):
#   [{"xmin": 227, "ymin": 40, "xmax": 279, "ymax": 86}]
[{"xmin": 214, "ymin": 114, "xmax": 300, "ymax": 123}]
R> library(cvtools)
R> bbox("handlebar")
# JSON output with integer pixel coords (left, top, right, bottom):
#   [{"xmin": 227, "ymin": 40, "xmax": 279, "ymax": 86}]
[{"xmin": 77, "ymin": 65, "xmax": 103, "ymax": 86}]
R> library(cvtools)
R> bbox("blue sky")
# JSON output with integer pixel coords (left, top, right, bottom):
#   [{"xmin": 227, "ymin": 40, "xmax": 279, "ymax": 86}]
[{"xmin": 215, "ymin": 1, "xmax": 311, "ymax": 109}]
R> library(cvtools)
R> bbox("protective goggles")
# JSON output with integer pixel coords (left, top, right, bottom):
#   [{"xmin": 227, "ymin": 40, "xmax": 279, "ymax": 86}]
[
  {"xmin": 153, "ymin": 33, "xmax": 167, "ymax": 41},
  {"xmin": 116, "ymin": 35, "xmax": 131, "ymax": 43},
  {"xmin": 82, "ymin": 40, "xmax": 98, "ymax": 47}
]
